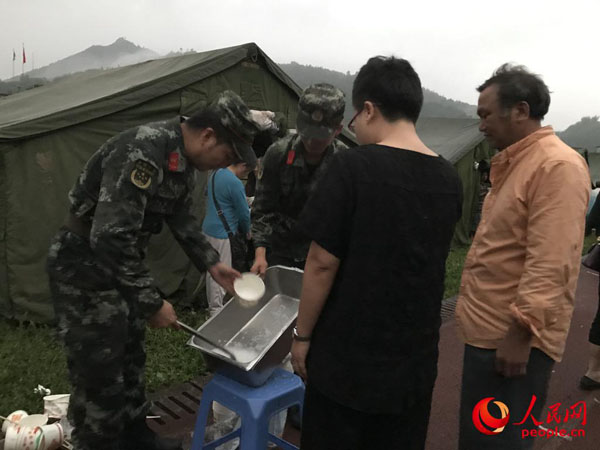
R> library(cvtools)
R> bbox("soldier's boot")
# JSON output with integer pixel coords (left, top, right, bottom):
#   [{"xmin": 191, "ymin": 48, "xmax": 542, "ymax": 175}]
[
  {"xmin": 580, "ymin": 343, "xmax": 600, "ymax": 390},
  {"xmin": 121, "ymin": 420, "xmax": 183, "ymax": 450}
]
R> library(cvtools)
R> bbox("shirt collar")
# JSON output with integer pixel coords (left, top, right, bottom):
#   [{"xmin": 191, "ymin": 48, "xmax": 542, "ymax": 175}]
[{"xmin": 493, "ymin": 126, "xmax": 555, "ymax": 164}]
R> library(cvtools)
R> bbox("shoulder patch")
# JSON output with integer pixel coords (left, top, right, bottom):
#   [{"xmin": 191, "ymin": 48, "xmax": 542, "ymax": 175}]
[{"xmin": 130, "ymin": 160, "xmax": 157, "ymax": 189}]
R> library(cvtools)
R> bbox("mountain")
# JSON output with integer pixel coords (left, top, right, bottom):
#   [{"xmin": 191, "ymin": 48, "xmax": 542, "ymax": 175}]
[
  {"xmin": 17, "ymin": 37, "xmax": 159, "ymax": 81},
  {"xmin": 279, "ymin": 61, "xmax": 477, "ymax": 122},
  {"xmin": 559, "ymin": 116, "xmax": 600, "ymax": 151}
]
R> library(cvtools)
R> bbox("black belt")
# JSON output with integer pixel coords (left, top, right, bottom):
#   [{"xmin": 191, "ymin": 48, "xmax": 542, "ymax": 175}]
[{"xmin": 64, "ymin": 213, "xmax": 92, "ymax": 239}]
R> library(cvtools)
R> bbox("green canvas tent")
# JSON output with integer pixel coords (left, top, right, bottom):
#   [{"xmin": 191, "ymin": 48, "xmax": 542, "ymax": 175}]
[
  {"xmin": 573, "ymin": 148, "xmax": 600, "ymax": 185},
  {"xmin": 0, "ymin": 42, "xmax": 357, "ymax": 323},
  {"xmin": 0, "ymin": 41, "xmax": 488, "ymax": 321},
  {"xmin": 416, "ymin": 117, "xmax": 494, "ymax": 245}
]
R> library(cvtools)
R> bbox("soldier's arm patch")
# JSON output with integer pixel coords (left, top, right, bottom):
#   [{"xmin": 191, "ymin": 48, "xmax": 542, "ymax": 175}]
[{"xmin": 130, "ymin": 160, "xmax": 157, "ymax": 190}]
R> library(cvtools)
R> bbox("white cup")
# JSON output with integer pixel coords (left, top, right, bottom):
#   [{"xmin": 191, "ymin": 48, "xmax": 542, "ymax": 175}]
[
  {"xmin": 233, "ymin": 273, "xmax": 265, "ymax": 307},
  {"xmin": 43, "ymin": 394, "xmax": 70, "ymax": 419},
  {"xmin": 38, "ymin": 422, "xmax": 64, "ymax": 450},
  {"xmin": 2, "ymin": 410, "xmax": 28, "ymax": 433}
]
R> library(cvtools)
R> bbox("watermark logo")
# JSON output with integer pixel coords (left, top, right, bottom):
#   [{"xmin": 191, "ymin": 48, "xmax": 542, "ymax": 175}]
[
  {"xmin": 472, "ymin": 396, "xmax": 587, "ymax": 440},
  {"xmin": 472, "ymin": 397, "xmax": 510, "ymax": 435}
]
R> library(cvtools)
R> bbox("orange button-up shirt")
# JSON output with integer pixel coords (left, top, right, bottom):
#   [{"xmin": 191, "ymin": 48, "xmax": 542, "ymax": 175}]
[{"xmin": 455, "ymin": 126, "xmax": 590, "ymax": 361}]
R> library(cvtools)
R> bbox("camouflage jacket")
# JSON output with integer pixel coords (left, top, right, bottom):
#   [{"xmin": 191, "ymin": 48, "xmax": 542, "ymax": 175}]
[
  {"xmin": 251, "ymin": 133, "xmax": 347, "ymax": 262},
  {"xmin": 61, "ymin": 117, "xmax": 219, "ymax": 317}
]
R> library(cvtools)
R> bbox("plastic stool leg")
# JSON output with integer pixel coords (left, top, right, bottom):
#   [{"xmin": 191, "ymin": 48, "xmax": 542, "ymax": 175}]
[
  {"xmin": 190, "ymin": 393, "xmax": 215, "ymax": 450},
  {"xmin": 239, "ymin": 404, "xmax": 270, "ymax": 450}
]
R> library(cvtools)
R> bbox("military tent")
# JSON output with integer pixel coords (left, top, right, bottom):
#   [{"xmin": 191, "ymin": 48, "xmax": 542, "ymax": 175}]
[
  {"xmin": 0, "ymin": 42, "xmax": 356, "ymax": 322},
  {"xmin": 573, "ymin": 148, "xmax": 600, "ymax": 185},
  {"xmin": 0, "ymin": 41, "xmax": 489, "ymax": 322},
  {"xmin": 416, "ymin": 117, "xmax": 494, "ymax": 245}
]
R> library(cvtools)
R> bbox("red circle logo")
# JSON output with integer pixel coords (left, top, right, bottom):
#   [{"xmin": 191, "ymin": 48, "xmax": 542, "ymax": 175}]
[{"xmin": 472, "ymin": 397, "xmax": 510, "ymax": 435}]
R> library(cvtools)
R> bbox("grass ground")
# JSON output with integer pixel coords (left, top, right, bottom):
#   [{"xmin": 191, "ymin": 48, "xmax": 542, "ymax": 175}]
[
  {"xmin": 1, "ymin": 235, "xmax": 597, "ymax": 415},
  {"xmin": 0, "ymin": 309, "xmax": 209, "ymax": 414}
]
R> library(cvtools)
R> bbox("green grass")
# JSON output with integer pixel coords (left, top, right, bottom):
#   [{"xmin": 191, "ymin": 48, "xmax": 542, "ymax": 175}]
[
  {"xmin": 1, "ymin": 235, "xmax": 596, "ymax": 415},
  {"xmin": 0, "ymin": 321, "xmax": 70, "ymax": 415},
  {"xmin": 0, "ymin": 308, "xmax": 209, "ymax": 414},
  {"xmin": 444, "ymin": 245, "xmax": 470, "ymax": 299},
  {"xmin": 145, "ymin": 309, "xmax": 209, "ymax": 392}
]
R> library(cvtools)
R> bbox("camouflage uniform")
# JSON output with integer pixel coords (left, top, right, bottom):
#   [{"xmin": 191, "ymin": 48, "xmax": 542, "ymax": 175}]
[
  {"xmin": 251, "ymin": 83, "xmax": 347, "ymax": 267},
  {"xmin": 47, "ymin": 92, "xmax": 258, "ymax": 450},
  {"xmin": 251, "ymin": 134, "xmax": 347, "ymax": 265}
]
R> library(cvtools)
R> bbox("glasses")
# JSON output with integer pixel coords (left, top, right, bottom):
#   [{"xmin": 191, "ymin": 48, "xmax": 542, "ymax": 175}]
[
  {"xmin": 348, "ymin": 109, "xmax": 362, "ymax": 132},
  {"xmin": 348, "ymin": 101, "xmax": 381, "ymax": 132}
]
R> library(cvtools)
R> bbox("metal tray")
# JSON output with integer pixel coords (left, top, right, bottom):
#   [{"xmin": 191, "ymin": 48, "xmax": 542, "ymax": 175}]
[{"xmin": 186, "ymin": 265, "xmax": 303, "ymax": 386}]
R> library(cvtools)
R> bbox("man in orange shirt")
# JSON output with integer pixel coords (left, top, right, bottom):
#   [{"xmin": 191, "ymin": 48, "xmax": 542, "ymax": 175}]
[{"xmin": 456, "ymin": 64, "xmax": 590, "ymax": 450}]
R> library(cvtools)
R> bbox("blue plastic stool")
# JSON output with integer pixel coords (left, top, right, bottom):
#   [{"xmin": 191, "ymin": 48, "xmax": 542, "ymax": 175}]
[{"xmin": 190, "ymin": 368, "xmax": 304, "ymax": 450}]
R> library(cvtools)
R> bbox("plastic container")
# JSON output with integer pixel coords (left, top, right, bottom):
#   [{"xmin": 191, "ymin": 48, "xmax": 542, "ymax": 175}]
[
  {"xmin": 43, "ymin": 394, "xmax": 70, "ymax": 419},
  {"xmin": 1, "ymin": 410, "xmax": 28, "ymax": 433},
  {"xmin": 38, "ymin": 422, "xmax": 64, "ymax": 450},
  {"xmin": 187, "ymin": 266, "xmax": 303, "ymax": 386},
  {"xmin": 18, "ymin": 414, "xmax": 48, "ymax": 428},
  {"xmin": 234, "ymin": 272, "xmax": 266, "ymax": 307}
]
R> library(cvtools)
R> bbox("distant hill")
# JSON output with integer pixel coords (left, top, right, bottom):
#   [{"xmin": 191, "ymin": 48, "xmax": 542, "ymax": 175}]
[
  {"xmin": 12, "ymin": 37, "xmax": 159, "ymax": 81},
  {"xmin": 559, "ymin": 116, "xmax": 600, "ymax": 151},
  {"xmin": 279, "ymin": 61, "xmax": 477, "ymax": 122}
]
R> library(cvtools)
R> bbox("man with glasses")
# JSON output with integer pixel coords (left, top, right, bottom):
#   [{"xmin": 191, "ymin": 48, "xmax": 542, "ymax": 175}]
[
  {"xmin": 291, "ymin": 56, "xmax": 462, "ymax": 449},
  {"xmin": 47, "ymin": 91, "xmax": 258, "ymax": 450},
  {"xmin": 250, "ymin": 83, "xmax": 347, "ymax": 276}
]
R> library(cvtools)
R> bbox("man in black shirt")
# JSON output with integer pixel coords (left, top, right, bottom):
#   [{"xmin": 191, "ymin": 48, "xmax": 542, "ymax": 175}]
[{"xmin": 291, "ymin": 56, "xmax": 462, "ymax": 450}]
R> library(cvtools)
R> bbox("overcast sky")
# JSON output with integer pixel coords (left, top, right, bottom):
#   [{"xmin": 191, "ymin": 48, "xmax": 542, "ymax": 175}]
[{"xmin": 1, "ymin": 0, "xmax": 598, "ymax": 130}]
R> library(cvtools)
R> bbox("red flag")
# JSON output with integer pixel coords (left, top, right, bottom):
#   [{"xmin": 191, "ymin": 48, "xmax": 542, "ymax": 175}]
[{"xmin": 22, "ymin": 47, "xmax": 26, "ymax": 64}]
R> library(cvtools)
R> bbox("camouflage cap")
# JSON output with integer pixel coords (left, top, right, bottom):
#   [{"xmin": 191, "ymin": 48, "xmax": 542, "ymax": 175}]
[
  {"xmin": 211, "ymin": 90, "xmax": 260, "ymax": 167},
  {"xmin": 296, "ymin": 83, "xmax": 345, "ymax": 140}
]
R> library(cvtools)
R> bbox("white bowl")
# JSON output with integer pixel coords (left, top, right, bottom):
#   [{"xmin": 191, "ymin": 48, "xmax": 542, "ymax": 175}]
[
  {"xmin": 18, "ymin": 414, "xmax": 48, "ymax": 428},
  {"xmin": 2, "ymin": 410, "xmax": 28, "ymax": 433},
  {"xmin": 4, "ymin": 424, "xmax": 21, "ymax": 450},
  {"xmin": 233, "ymin": 273, "xmax": 266, "ymax": 304}
]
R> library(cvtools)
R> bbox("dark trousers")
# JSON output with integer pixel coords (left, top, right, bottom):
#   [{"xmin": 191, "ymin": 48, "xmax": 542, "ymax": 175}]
[
  {"xmin": 589, "ymin": 278, "xmax": 600, "ymax": 345},
  {"xmin": 50, "ymin": 279, "xmax": 147, "ymax": 450},
  {"xmin": 301, "ymin": 384, "xmax": 432, "ymax": 450},
  {"xmin": 459, "ymin": 345, "xmax": 554, "ymax": 450}
]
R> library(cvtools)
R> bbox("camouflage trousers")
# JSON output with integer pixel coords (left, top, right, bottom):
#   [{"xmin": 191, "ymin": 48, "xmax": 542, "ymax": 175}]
[{"xmin": 48, "ymin": 232, "xmax": 148, "ymax": 450}]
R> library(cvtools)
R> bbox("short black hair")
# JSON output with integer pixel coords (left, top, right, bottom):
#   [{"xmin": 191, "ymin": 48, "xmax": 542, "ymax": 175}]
[
  {"xmin": 185, "ymin": 107, "xmax": 232, "ymax": 146},
  {"xmin": 352, "ymin": 56, "xmax": 423, "ymax": 124},
  {"xmin": 477, "ymin": 64, "xmax": 550, "ymax": 120}
]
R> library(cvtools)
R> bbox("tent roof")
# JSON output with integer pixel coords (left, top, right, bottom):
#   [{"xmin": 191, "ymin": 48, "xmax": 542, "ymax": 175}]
[
  {"xmin": 0, "ymin": 43, "xmax": 303, "ymax": 141},
  {"xmin": 416, "ymin": 117, "xmax": 485, "ymax": 164}
]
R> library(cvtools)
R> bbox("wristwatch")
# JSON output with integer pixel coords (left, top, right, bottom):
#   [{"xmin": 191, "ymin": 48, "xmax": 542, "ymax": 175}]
[{"xmin": 293, "ymin": 326, "xmax": 311, "ymax": 342}]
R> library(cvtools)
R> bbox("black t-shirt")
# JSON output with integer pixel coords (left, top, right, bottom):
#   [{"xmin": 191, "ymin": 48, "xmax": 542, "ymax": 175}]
[{"xmin": 299, "ymin": 144, "xmax": 463, "ymax": 414}]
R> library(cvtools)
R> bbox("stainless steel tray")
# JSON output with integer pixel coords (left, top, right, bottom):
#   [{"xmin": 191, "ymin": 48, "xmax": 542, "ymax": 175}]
[{"xmin": 186, "ymin": 265, "xmax": 303, "ymax": 386}]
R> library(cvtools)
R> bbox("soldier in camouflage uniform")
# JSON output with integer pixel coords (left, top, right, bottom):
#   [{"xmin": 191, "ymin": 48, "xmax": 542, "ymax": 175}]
[
  {"xmin": 46, "ymin": 91, "xmax": 259, "ymax": 450},
  {"xmin": 250, "ymin": 83, "xmax": 347, "ymax": 275}
]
